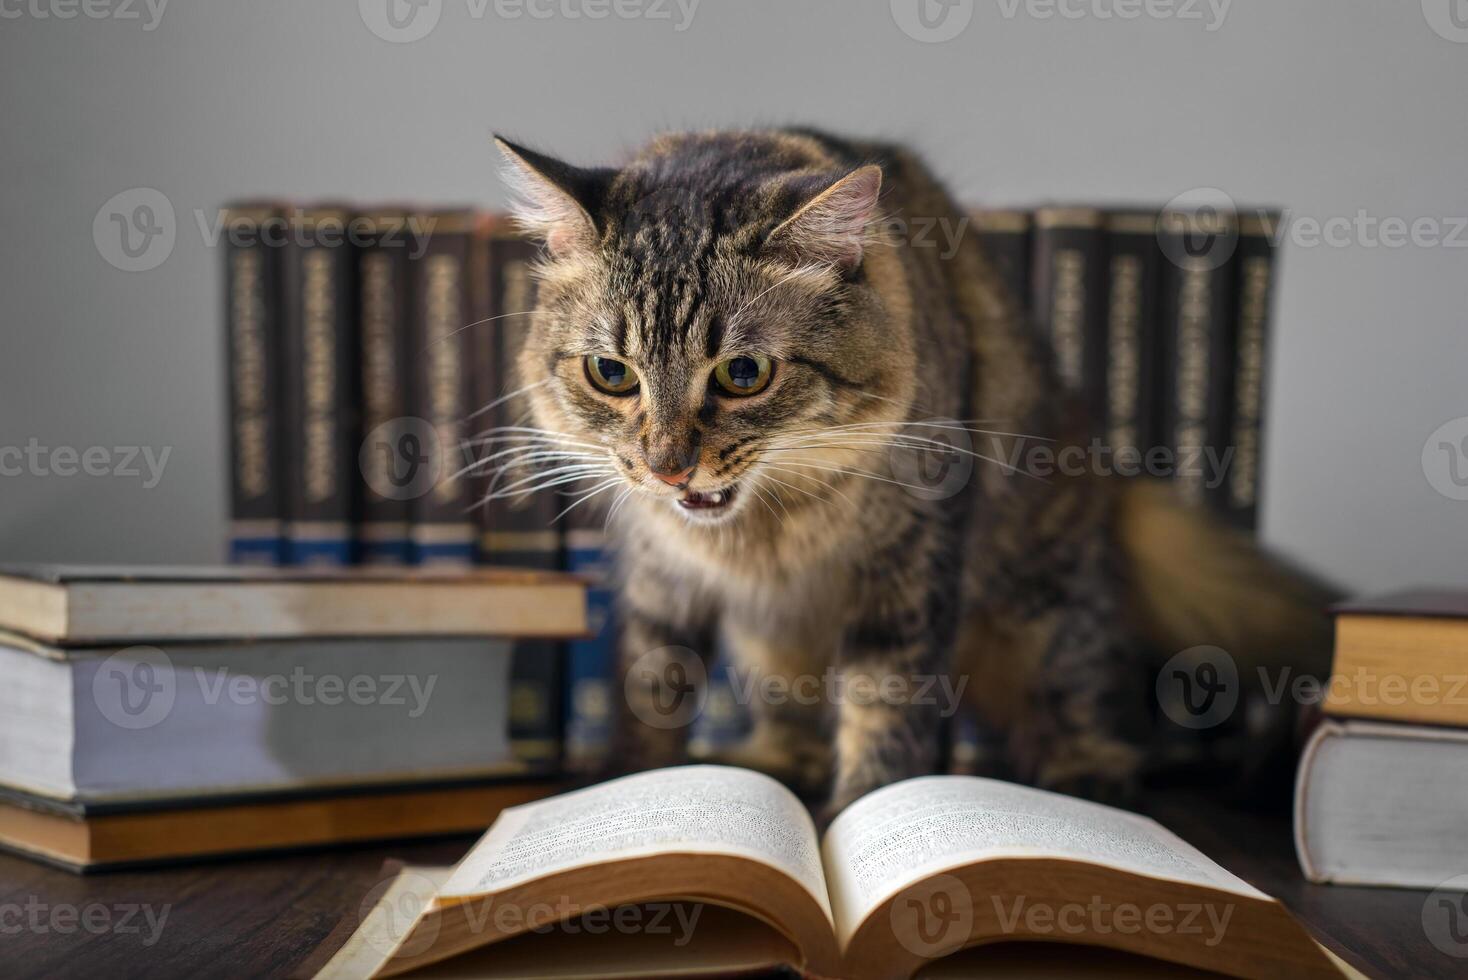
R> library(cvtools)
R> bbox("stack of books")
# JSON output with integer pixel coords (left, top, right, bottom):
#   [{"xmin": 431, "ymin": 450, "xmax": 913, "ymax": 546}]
[
  {"xmin": 0, "ymin": 564, "xmax": 585, "ymax": 871},
  {"xmin": 1295, "ymin": 590, "xmax": 1468, "ymax": 888},
  {"xmin": 972, "ymin": 205, "xmax": 1281, "ymax": 531}
]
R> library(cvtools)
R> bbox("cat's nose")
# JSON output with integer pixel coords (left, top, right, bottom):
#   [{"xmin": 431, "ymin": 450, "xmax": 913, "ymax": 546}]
[
  {"xmin": 650, "ymin": 464, "xmax": 696, "ymax": 488},
  {"xmin": 644, "ymin": 436, "xmax": 699, "ymax": 487}
]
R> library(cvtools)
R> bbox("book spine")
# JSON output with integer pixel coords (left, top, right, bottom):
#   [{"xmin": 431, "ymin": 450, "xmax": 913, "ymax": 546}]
[
  {"xmin": 281, "ymin": 207, "xmax": 359, "ymax": 565},
  {"xmin": 478, "ymin": 228, "xmax": 564, "ymax": 771},
  {"xmin": 1102, "ymin": 211, "xmax": 1163, "ymax": 463},
  {"xmin": 355, "ymin": 211, "xmax": 415, "ymax": 565},
  {"xmin": 222, "ymin": 205, "xmax": 286, "ymax": 564},
  {"xmin": 408, "ymin": 210, "xmax": 478, "ymax": 566},
  {"xmin": 1224, "ymin": 211, "xmax": 1280, "ymax": 532},
  {"xmin": 1031, "ymin": 207, "xmax": 1108, "ymax": 435},
  {"xmin": 563, "ymin": 524, "xmax": 617, "ymax": 775},
  {"xmin": 1156, "ymin": 208, "xmax": 1240, "ymax": 510},
  {"xmin": 970, "ymin": 209, "xmax": 1032, "ymax": 312}
]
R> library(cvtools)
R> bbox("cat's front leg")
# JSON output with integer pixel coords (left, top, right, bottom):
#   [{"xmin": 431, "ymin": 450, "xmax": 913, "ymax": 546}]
[
  {"xmin": 610, "ymin": 566, "xmax": 717, "ymax": 774},
  {"xmin": 827, "ymin": 549, "xmax": 959, "ymax": 819}
]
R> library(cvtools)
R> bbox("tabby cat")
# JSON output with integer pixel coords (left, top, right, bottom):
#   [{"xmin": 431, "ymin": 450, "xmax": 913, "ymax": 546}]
[{"xmin": 488, "ymin": 128, "xmax": 1330, "ymax": 818}]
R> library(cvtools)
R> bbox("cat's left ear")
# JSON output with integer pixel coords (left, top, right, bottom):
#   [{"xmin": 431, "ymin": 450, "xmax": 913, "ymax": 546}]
[
  {"xmin": 494, "ymin": 136, "xmax": 611, "ymax": 258},
  {"xmin": 765, "ymin": 165, "xmax": 883, "ymax": 273}
]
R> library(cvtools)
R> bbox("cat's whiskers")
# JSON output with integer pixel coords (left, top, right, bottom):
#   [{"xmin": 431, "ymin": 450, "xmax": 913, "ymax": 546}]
[
  {"xmin": 483, "ymin": 463, "xmax": 617, "ymax": 499},
  {"xmin": 550, "ymin": 478, "xmax": 625, "ymax": 525},
  {"xmin": 464, "ymin": 378, "xmax": 554, "ymax": 423}
]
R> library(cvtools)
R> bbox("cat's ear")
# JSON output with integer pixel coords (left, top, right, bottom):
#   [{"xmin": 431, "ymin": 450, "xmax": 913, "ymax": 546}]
[
  {"xmin": 765, "ymin": 165, "xmax": 883, "ymax": 273},
  {"xmin": 494, "ymin": 136, "xmax": 610, "ymax": 258}
]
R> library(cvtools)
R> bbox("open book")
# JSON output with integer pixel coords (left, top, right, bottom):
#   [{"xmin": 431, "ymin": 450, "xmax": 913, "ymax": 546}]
[{"xmin": 313, "ymin": 766, "xmax": 1345, "ymax": 979}]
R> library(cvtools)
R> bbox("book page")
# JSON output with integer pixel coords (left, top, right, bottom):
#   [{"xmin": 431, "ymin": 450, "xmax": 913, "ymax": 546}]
[
  {"xmin": 441, "ymin": 766, "xmax": 830, "ymax": 921},
  {"xmin": 823, "ymin": 776, "xmax": 1265, "ymax": 944}
]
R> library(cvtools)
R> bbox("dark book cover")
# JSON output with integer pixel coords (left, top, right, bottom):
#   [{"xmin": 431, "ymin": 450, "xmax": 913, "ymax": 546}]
[
  {"xmin": 354, "ymin": 210, "xmax": 415, "ymax": 565},
  {"xmin": 1224, "ymin": 210, "xmax": 1281, "ymax": 532},
  {"xmin": 970, "ymin": 208, "xmax": 1031, "ymax": 313},
  {"xmin": 280, "ymin": 206, "xmax": 359, "ymax": 565},
  {"xmin": 1102, "ymin": 211, "xmax": 1163, "ymax": 465},
  {"xmin": 408, "ymin": 209, "xmax": 481, "ymax": 566},
  {"xmin": 1031, "ymin": 206, "xmax": 1108, "ymax": 436},
  {"xmin": 1156, "ymin": 207, "xmax": 1240, "ymax": 511},
  {"xmin": 222, "ymin": 204, "xmax": 287, "ymax": 565},
  {"xmin": 477, "ymin": 224, "xmax": 565, "ymax": 771}
]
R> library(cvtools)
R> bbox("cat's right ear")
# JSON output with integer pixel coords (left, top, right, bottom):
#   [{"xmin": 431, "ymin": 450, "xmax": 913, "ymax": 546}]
[{"xmin": 494, "ymin": 136, "xmax": 610, "ymax": 258}]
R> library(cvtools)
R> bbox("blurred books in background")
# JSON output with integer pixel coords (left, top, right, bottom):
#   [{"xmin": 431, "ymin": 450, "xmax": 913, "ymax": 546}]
[
  {"xmin": 1296, "ymin": 591, "xmax": 1468, "ymax": 889},
  {"xmin": 0, "ymin": 565, "xmax": 584, "ymax": 870}
]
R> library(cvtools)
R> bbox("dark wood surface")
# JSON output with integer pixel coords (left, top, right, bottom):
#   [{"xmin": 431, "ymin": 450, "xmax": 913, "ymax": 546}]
[{"xmin": 0, "ymin": 789, "xmax": 1447, "ymax": 978}]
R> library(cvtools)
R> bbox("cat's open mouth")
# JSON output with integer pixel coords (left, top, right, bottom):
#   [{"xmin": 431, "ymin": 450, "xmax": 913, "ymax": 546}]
[{"xmin": 677, "ymin": 484, "xmax": 738, "ymax": 512}]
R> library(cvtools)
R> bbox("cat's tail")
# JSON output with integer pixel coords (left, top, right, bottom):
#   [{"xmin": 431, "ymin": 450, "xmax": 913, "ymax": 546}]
[{"xmin": 1115, "ymin": 480, "xmax": 1340, "ymax": 795}]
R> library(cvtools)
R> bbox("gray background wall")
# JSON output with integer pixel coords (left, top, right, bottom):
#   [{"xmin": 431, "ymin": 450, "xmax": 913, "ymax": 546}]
[{"xmin": 1, "ymin": 0, "xmax": 1464, "ymax": 592}]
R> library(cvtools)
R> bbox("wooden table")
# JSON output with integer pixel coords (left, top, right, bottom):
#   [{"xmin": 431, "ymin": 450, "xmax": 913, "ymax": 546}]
[{"xmin": 0, "ymin": 789, "xmax": 1448, "ymax": 978}]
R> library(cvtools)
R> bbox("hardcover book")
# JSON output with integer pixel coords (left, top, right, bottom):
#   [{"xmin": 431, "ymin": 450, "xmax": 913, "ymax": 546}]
[
  {"xmin": 355, "ymin": 209, "xmax": 416, "ymax": 565},
  {"xmin": 222, "ymin": 203, "xmax": 287, "ymax": 565},
  {"xmin": 1031, "ymin": 206, "xmax": 1108, "ymax": 435},
  {"xmin": 1155, "ymin": 207, "xmax": 1239, "ymax": 510},
  {"xmin": 281, "ymin": 206, "xmax": 360, "ymax": 565},
  {"xmin": 1224, "ymin": 210, "xmax": 1280, "ymax": 531},
  {"xmin": 409, "ymin": 209, "xmax": 483, "ymax": 566},
  {"xmin": 1102, "ymin": 210, "xmax": 1163, "ymax": 464}
]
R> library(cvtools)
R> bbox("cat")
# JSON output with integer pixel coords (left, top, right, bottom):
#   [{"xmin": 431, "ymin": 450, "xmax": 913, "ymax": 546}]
[{"xmin": 487, "ymin": 128, "xmax": 1333, "ymax": 819}]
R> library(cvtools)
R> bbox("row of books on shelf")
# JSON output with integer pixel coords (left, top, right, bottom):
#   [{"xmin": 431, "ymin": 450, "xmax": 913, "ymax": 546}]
[
  {"xmin": 973, "ymin": 204, "xmax": 1280, "ymax": 530},
  {"xmin": 222, "ymin": 201, "xmax": 1282, "ymax": 577}
]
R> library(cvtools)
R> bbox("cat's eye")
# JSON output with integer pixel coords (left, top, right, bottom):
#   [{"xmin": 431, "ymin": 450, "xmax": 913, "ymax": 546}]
[
  {"xmin": 585, "ymin": 355, "xmax": 639, "ymax": 395},
  {"xmin": 712, "ymin": 355, "xmax": 773, "ymax": 397}
]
